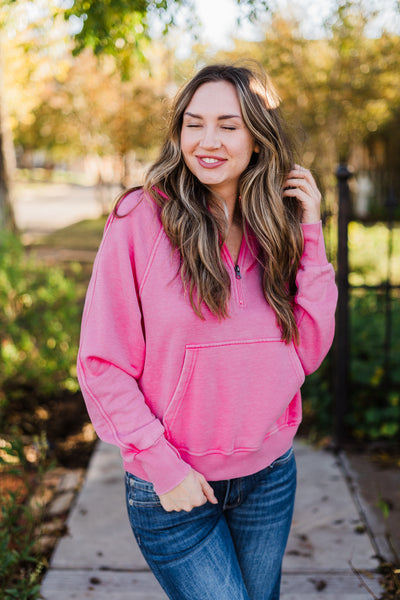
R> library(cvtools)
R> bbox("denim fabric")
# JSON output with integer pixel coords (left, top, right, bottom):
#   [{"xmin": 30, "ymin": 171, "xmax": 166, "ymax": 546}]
[{"xmin": 125, "ymin": 447, "xmax": 296, "ymax": 600}]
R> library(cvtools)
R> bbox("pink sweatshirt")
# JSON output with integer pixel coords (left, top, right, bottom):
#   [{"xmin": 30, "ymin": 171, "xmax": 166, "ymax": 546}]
[{"xmin": 77, "ymin": 189, "xmax": 337, "ymax": 495}]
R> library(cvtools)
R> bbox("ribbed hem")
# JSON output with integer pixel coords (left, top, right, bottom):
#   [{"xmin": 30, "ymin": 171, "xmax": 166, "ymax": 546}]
[
  {"xmin": 182, "ymin": 424, "xmax": 299, "ymax": 482},
  {"xmin": 123, "ymin": 424, "xmax": 299, "ymax": 491}
]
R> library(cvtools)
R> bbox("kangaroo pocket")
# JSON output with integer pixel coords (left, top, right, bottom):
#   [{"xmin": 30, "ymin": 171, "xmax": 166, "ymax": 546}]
[{"xmin": 163, "ymin": 338, "xmax": 305, "ymax": 456}]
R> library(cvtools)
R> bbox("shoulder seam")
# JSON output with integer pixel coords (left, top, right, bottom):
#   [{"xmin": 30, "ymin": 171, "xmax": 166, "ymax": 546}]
[{"xmin": 139, "ymin": 224, "xmax": 165, "ymax": 296}]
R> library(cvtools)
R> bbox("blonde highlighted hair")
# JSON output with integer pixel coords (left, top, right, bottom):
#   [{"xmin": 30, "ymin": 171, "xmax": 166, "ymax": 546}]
[{"xmin": 116, "ymin": 63, "xmax": 304, "ymax": 343}]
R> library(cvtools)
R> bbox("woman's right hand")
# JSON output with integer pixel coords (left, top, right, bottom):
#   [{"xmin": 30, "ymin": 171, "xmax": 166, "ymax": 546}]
[{"xmin": 159, "ymin": 469, "xmax": 218, "ymax": 512}]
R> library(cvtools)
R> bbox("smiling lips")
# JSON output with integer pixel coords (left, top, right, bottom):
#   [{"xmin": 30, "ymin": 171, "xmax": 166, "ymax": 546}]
[{"xmin": 196, "ymin": 156, "xmax": 227, "ymax": 168}]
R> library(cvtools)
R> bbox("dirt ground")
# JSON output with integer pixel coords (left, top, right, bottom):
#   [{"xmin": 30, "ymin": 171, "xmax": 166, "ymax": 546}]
[{"xmin": 345, "ymin": 447, "xmax": 400, "ymax": 561}]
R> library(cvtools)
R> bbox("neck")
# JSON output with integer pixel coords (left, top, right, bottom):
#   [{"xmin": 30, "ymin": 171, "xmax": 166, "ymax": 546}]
[{"xmin": 211, "ymin": 191, "xmax": 241, "ymax": 228}]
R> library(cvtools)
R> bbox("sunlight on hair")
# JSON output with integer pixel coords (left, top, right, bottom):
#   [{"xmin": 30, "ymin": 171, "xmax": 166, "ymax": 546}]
[{"xmin": 249, "ymin": 76, "xmax": 281, "ymax": 110}]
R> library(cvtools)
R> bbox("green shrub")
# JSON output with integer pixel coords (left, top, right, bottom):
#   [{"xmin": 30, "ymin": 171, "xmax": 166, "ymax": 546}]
[
  {"xmin": 0, "ymin": 232, "xmax": 81, "ymax": 426},
  {"xmin": 301, "ymin": 288, "xmax": 400, "ymax": 442},
  {"xmin": 301, "ymin": 219, "xmax": 400, "ymax": 443},
  {"xmin": 347, "ymin": 288, "xmax": 400, "ymax": 440},
  {"xmin": 348, "ymin": 221, "xmax": 400, "ymax": 287},
  {"xmin": 300, "ymin": 354, "xmax": 334, "ymax": 441},
  {"xmin": 0, "ymin": 436, "xmax": 47, "ymax": 600},
  {"xmin": 0, "ymin": 498, "xmax": 45, "ymax": 600},
  {"xmin": 0, "ymin": 231, "xmax": 84, "ymax": 597}
]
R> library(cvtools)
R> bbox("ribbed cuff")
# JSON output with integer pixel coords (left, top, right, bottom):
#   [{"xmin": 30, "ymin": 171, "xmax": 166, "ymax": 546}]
[
  {"xmin": 136, "ymin": 436, "xmax": 192, "ymax": 495},
  {"xmin": 300, "ymin": 222, "xmax": 328, "ymax": 266}
]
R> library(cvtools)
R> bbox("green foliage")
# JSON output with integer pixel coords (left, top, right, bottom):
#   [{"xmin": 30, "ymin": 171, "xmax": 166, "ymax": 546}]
[
  {"xmin": 0, "ymin": 231, "xmax": 81, "ymax": 424},
  {"xmin": 63, "ymin": 0, "xmax": 195, "ymax": 70},
  {"xmin": 0, "ymin": 437, "xmax": 47, "ymax": 600},
  {"xmin": 349, "ymin": 221, "xmax": 400, "ymax": 287},
  {"xmin": 302, "ymin": 221, "xmax": 400, "ymax": 443},
  {"xmin": 62, "ymin": 0, "xmax": 270, "ymax": 57},
  {"xmin": 216, "ymin": 1, "xmax": 400, "ymax": 208},
  {"xmin": 347, "ymin": 289, "xmax": 400, "ymax": 441},
  {"xmin": 301, "ymin": 355, "xmax": 334, "ymax": 440},
  {"xmin": 13, "ymin": 48, "xmax": 169, "ymax": 162},
  {"xmin": 0, "ymin": 232, "xmax": 82, "ymax": 595},
  {"xmin": 0, "ymin": 501, "xmax": 44, "ymax": 600},
  {"xmin": 302, "ymin": 288, "xmax": 400, "ymax": 442}
]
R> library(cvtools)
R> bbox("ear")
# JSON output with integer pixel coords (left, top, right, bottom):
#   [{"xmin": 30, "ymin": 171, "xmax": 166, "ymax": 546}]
[{"xmin": 253, "ymin": 142, "xmax": 260, "ymax": 154}]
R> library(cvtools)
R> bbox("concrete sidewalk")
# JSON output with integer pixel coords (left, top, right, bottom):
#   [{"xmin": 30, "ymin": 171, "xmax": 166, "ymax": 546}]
[{"xmin": 40, "ymin": 441, "xmax": 384, "ymax": 599}]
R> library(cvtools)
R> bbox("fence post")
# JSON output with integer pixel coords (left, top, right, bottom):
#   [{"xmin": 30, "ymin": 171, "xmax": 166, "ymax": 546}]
[
  {"xmin": 383, "ymin": 186, "xmax": 396, "ymax": 387},
  {"xmin": 334, "ymin": 164, "xmax": 352, "ymax": 446}
]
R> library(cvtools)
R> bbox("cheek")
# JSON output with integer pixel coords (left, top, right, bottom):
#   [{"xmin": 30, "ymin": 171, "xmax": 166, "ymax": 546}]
[
  {"xmin": 239, "ymin": 143, "xmax": 256, "ymax": 169},
  {"xmin": 180, "ymin": 132, "xmax": 185, "ymax": 154},
  {"xmin": 180, "ymin": 133, "xmax": 192, "ymax": 162},
  {"xmin": 237, "ymin": 134, "xmax": 256, "ymax": 163},
  {"xmin": 180, "ymin": 137, "xmax": 197, "ymax": 175}
]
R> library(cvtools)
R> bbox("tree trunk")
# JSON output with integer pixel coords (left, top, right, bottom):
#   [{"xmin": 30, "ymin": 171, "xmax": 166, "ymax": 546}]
[{"xmin": 0, "ymin": 37, "xmax": 17, "ymax": 232}]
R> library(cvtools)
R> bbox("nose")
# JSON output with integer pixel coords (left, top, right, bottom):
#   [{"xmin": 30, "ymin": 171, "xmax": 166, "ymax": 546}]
[{"xmin": 199, "ymin": 126, "xmax": 221, "ymax": 149}]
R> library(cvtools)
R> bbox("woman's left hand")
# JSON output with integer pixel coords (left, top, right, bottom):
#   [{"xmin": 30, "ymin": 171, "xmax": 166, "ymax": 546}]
[{"xmin": 283, "ymin": 164, "xmax": 321, "ymax": 224}]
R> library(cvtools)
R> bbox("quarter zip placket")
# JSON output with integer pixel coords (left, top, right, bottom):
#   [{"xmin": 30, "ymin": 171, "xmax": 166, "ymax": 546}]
[{"xmin": 223, "ymin": 240, "xmax": 246, "ymax": 308}]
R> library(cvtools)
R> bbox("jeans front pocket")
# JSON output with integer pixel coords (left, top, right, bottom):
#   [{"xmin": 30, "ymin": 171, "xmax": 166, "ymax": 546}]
[
  {"xmin": 268, "ymin": 446, "xmax": 294, "ymax": 470},
  {"xmin": 125, "ymin": 472, "xmax": 161, "ymax": 508}
]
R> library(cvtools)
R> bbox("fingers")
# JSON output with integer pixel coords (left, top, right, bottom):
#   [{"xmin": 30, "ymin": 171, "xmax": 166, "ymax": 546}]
[
  {"xmin": 284, "ymin": 165, "xmax": 318, "ymax": 194},
  {"xmin": 283, "ymin": 164, "xmax": 321, "ymax": 224},
  {"xmin": 159, "ymin": 470, "xmax": 218, "ymax": 513},
  {"xmin": 199, "ymin": 474, "xmax": 218, "ymax": 505},
  {"xmin": 292, "ymin": 164, "xmax": 315, "ymax": 180},
  {"xmin": 159, "ymin": 491, "xmax": 205, "ymax": 512}
]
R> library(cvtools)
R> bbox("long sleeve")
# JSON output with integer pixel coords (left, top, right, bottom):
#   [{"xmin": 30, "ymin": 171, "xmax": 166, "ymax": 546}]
[
  {"xmin": 77, "ymin": 208, "xmax": 191, "ymax": 495},
  {"xmin": 294, "ymin": 222, "xmax": 338, "ymax": 375}
]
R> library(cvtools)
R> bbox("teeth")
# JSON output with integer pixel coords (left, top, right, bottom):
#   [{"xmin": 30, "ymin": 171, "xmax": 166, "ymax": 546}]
[{"xmin": 202, "ymin": 157, "xmax": 219, "ymax": 164}]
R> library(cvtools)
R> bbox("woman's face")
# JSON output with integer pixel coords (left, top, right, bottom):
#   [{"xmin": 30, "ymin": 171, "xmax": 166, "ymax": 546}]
[{"xmin": 180, "ymin": 80, "xmax": 257, "ymax": 202}]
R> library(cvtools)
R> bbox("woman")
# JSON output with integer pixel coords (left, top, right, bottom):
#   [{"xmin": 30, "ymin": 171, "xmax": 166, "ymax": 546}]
[{"xmin": 77, "ymin": 63, "xmax": 337, "ymax": 600}]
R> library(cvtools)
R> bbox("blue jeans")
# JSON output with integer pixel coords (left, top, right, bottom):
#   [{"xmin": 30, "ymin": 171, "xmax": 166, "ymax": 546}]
[{"xmin": 125, "ymin": 447, "xmax": 296, "ymax": 600}]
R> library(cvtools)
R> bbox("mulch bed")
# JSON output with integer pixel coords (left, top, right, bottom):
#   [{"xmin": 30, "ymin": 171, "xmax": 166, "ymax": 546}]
[{"xmin": 1, "ymin": 389, "xmax": 97, "ymax": 564}]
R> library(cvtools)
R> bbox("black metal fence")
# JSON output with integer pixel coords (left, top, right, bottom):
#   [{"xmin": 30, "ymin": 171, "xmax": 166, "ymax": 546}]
[{"xmin": 333, "ymin": 165, "xmax": 400, "ymax": 444}]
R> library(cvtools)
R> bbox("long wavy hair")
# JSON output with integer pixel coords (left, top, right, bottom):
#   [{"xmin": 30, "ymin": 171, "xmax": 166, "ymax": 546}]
[{"xmin": 116, "ymin": 63, "xmax": 304, "ymax": 343}]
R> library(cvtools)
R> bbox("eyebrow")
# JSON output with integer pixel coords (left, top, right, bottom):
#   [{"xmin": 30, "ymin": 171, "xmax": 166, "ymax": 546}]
[{"xmin": 183, "ymin": 111, "xmax": 242, "ymax": 120}]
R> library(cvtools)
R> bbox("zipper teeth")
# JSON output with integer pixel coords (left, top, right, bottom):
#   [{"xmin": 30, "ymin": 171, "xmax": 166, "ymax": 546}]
[
  {"xmin": 222, "ymin": 243, "xmax": 246, "ymax": 306},
  {"xmin": 236, "ymin": 244, "xmax": 245, "ymax": 305},
  {"xmin": 236, "ymin": 273, "xmax": 245, "ymax": 306}
]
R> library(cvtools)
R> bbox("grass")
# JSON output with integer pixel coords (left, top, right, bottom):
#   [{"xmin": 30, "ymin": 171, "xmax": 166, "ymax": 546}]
[
  {"xmin": 33, "ymin": 216, "xmax": 400, "ymax": 288},
  {"xmin": 31, "ymin": 217, "xmax": 108, "ymax": 252},
  {"xmin": 348, "ymin": 221, "xmax": 400, "ymax": 287},
  {"xmin": 16, "ymin": 168, "xmax": 96, "ymax": 187}
]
